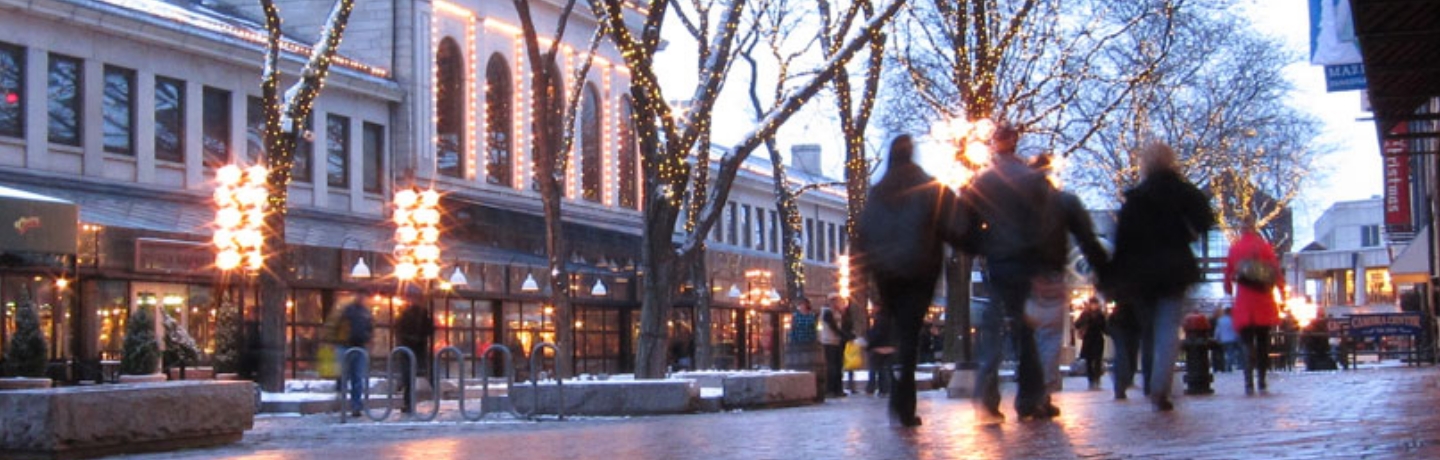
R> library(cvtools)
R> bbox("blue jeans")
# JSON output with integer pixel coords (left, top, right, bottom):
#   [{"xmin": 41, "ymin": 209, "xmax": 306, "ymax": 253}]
[
  {"xmin": 1026, "ymin": 272, "xmax": 1068, "ymax": 393},
  {"xmin": 974, "ymin": 262, "xmax": 1046, "ymax": 414},
  {"xmin": 343, "ymin": 346, "xmax": 368, "ymax": 412},
  {"xmin": 1221, "ymin": 341, "xmax": 1242, "ymax": 372},
  {"xmin": 1109, "ymin": 324, "xmax": 1141, "ymax": 396},
  {"xmin": 1137, "ymin": 297, "xmax": 1183, "ymax": 403}
]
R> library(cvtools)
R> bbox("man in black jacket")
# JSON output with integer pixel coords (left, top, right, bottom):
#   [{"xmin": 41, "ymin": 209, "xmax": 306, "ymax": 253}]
[
  {"xmin": 964, "ymin": 123, "xmax": 1054, "ymax": 421},
  {"xmin": 855, "ymin": 134, "xmax": 970, "ymax": 427}
]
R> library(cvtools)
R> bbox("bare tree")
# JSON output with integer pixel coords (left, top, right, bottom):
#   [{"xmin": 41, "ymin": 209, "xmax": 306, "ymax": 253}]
[
  {"xmin": 513, "ymin": 0, "xmax": 609, "ymax": 378},
  {"xmin": 589, "ymin": 0, "xmax": 908, "ymax": 378},
  {"xmin": 1064, "ymin": 8, "xmax": 1323, "ymax": 251},
  {"xmin": 255, "ymin": 0, "xmax": 356, "ymax": 392}
]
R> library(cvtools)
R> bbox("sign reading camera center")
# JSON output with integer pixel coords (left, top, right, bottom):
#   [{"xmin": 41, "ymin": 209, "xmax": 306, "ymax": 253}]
[{"xmin": 1309, "ymin": 0, "xmax": 1366, "ymax": 92}]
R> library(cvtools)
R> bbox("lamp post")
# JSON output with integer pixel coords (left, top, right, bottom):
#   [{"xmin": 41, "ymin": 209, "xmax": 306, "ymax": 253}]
[{"xmin": 213, "ymin": 164, "xmax": 267, "ymax": 381}]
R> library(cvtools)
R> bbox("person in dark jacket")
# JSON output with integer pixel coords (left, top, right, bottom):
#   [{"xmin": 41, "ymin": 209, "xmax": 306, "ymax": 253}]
[
  {"xmin": 1107, "ymin": 300, "xmax": 1143, "ymax": 400},
  {"xmin": 338, "ymin": 298, "xmax": 374, "ymax": 416},
  {"xmin": 1101, "ymin": 141, "xmax": 1215, "ymax": 411},
  {"xmin": 1028, "ymin": 153, "xmax": 1109, "ymax": 402},
  {"xmin": 1075, "ymin": 298, "xmax": 1108, "ymax": 390},
  {"xmin": 854, "ymin": 134, "xmax": 970, "ymax": 427},
  {"xmin": 963, "ymin": 123, "xmax": 1054, "ymax": 422},
  {"xmin": 395, "ymin": 303, "xmax": 435, "ymax": 412}
]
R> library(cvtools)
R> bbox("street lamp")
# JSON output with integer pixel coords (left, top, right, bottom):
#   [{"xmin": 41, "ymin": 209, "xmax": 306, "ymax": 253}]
[
  {"xmin": 392, "ymin": 188, "xmax": 443, "ymax": 282},
  {"xmin": 213, "ymin": 164, "xmax": 267, "ymax": 272}
]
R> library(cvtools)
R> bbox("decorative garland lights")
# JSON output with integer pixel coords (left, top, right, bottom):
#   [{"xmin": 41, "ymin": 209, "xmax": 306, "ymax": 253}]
[
  {"xmin": 392, "ymin": 188, "xmax": 443, "ymax": 281},
  {"xmin": 213, "ymin": 165, "xmax": 269, "ymax": 271}
]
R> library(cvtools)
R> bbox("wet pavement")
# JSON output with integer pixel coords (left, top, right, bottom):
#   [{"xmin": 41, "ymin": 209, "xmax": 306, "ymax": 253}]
[{"xmin": 119, "ymin": 366, "xmax": 1440, "ymax": 459}]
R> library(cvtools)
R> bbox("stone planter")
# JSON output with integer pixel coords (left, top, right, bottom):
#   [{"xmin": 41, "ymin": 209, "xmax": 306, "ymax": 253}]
[
  {"xmin": 167, "ymin": 367, "xmax": 214, "ymax": 381},
  {"xmin": 118, "ymin": 373, "xmax": 168, "ymax": 384},
  {"xmin": 0, "ymin": 377, "xmax": 53, "ymax": 391},
  {"xmin": 0, "ymin": 381, "xmax": 255, "ymax": 458},
  {"xmin": 215, "ymin": 373, "xmax": 242, "ymax": 381}
]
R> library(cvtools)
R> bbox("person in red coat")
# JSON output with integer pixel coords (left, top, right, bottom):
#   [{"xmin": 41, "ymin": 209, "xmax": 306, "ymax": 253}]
[{"xmin": 1224, "ymin": 218, "xmax": 1285, "ymax": 394}]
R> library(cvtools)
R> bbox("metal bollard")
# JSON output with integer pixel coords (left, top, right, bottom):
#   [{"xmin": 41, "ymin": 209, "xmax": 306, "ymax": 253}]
[{"xmin": 1182, "ymin": 329, "xmax": 1215, "ymax": 395}]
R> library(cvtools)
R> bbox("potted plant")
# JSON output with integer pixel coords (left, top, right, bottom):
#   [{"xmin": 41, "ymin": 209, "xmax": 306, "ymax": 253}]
[
  {"xmin": 212, "ymin": 301, "xmax": 243, "ymax": 380},
  {"xmin": 0, "ymin": 301, "xmax": 52, "ymax": 390},
  {"xmin": 162, "ymin": 311, "xmax": 202, "ymax": 380},
  {"xmin": 119, "ymin": 305, "xmax": 166, "ymax": 383}
]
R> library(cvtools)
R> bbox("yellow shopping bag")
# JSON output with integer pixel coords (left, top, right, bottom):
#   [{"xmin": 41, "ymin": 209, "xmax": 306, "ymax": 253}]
[
  {"xmin": 317, "ymin": 345, "xmax": 338, "ymax": 379},
  {"xmin": 843, "ymin": 341, "xmax": 865, "ymax": 371}
]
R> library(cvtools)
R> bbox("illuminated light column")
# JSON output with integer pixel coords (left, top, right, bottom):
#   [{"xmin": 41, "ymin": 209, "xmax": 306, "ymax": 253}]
[
  {"xmin": 601, "ymin": 65, "xmax": 614, "ymax": 207},
  {"xmin": 213, "ymin": 164, "xmax": 268, "ymax": 272},
  {"xmin": 393, "ymin": 188, "xmax": 443, "ymax": 282}
]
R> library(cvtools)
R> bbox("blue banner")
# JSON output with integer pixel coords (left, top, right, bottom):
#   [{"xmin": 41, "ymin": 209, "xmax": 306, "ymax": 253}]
[
  {"xmin": 1324, "ymin": 64, "xmax": 1366, "ymax": 92},
  {"xmin": 1347, "ymin": 313, "xmax": 1422, "ymax": 338}
]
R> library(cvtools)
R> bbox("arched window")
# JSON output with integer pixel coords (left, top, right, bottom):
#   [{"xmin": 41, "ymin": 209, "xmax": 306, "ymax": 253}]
[
  {"xmin": 485, "ymin": 54, "xmax": 512, "ymax": 187},
  {"xmin": 533, "ymin": 61, "xmax": 564, "ymax": 192},
  {"xmin": 617, "ymin": 96, "xmax": 638, "ymax": 209},
  {"xmin": 580, "ymin": 83, "xmax": 602, "ymax": 202},
  {"xmin": 435, "ymin": 38, "xmax": 464, "ymax": 178}
]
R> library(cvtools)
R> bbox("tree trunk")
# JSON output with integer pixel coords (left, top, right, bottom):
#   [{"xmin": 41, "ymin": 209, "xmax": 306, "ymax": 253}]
[
  {"xmin": 943, "ymin": 252, "xmax": 974, "ymax": 364},
  {"xmin": 541, "ymin": 186, "xmax": 573, "ymax": 378},
  {"xmin": 766, "ymin": 140, "xmax": 805, "ymax": 304},
  {"xmin": 635, "ymin": 224, "xmax": 676, "ymax": 378},
  {"xmin": 256, "ymin": 174, "xmax": 291, "ymax": 392},
  {"xmin": 690, "ymin": 253, "xmax": 713, "ymax": 370}
]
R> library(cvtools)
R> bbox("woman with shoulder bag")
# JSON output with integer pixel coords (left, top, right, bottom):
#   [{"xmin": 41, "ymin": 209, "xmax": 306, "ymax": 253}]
[{"xmin": 1224, "ymin": 217, "xmax": 1285, "ymax": 394}]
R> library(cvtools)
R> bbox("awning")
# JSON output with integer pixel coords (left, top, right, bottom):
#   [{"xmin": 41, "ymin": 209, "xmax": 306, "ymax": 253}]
[
  {"xmin": 1352, "ymin": 0, "xmax": 1440, "ymax": 152},
  {"xmin": 1390, "ymin": 226, "xmax": 1429, "ymax": 284},
  {"xmin": 0, "ymin": 185, "xmax": 78, "ymax": 255}
]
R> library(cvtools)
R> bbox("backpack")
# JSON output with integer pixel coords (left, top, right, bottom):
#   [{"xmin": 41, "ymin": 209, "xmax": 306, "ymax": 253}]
[{"xmin": 1235, "ymin": 257, "xmax": 1278, "ymax": 290}]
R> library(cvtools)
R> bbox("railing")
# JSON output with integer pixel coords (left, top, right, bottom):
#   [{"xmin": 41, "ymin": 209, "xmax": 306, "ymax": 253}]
[{"xmin": 333, "ymin": 342, "xmax": 562, "ymax": 423}]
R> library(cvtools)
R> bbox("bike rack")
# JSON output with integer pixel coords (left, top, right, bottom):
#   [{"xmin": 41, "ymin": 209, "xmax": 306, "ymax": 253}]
[
  {"xmin": 413, "ymin": 346, "xmax": 469, "ymax": 422},
  {"xmin": 522, "ymin": 342, "xmax": 565, "ymax": 421},
  {"xmin": 478, "ymin": 344, "xmax": 522, "ymax": 419}
]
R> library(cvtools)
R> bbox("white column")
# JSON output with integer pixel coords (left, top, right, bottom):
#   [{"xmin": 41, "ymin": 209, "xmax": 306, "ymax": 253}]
[
  {"xmin": 135, "ymin": 70, "xmax": 156, "ymax": 184},
  {"xmin": 184, "ymin": 83, "xmax": 203, "ymax": 188},
  {"xmin": 82, "ymin": 59, "xmax": 103, "ymax": 176},
  {"xmin": 311, "ymin": 105, "xmax": 328, "ymax": 205},
  {"xmin": 23, "ymin": 47, "xmax": 45, "ymax": 169}
]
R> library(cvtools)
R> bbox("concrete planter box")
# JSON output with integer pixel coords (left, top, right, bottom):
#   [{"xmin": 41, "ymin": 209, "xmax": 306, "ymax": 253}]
[
  {"xmin": 166, "ymin": 367, "xmax": 214, "ymax": 381},
  {"xmin": 117, "ymin": 373, "xmax": 168, "ymax": 384},
  {"xmin": 0, "ymin": 381, "xmax": 255, "ymax": 459},
  {"xmin": 511, "ymin": 380, "xmax": 699, "ymax": 416},
  {"xmin": 672, "ymin": 371, "xmax": 817, "ymax": 409},
  {"xmin": 0, "ymin": 377, "xmax": 53, "ymax": 391}
]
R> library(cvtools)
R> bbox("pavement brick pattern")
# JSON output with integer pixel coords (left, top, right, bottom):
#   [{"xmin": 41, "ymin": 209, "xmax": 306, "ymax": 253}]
[{"xmin": 119, "ymin": 367, "xmax": 1440, "ymax": 459}]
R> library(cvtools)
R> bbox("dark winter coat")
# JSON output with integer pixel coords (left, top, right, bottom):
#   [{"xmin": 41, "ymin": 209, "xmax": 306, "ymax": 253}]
[
  {"xmin": 964, "ymin": 154, "xmax": 1053, "ymax": 269},
  {"xmin": 1076, "ymin": 308, "xmax": 1107, "ymax": 359},
  {"xmin": 339, "ymin": 302, "xmax": 374, "ymax": 348},
  {"xmin": 1037, "ymin": 190, "xmax": 1109, "ymax": 274},
  {"xmin": 1103, "ymin": 169, "xmax": 1215, "ymax": 303},
  {"xmin": 854, "ymin": 150, "xmax": 969, "ymax": 282}
]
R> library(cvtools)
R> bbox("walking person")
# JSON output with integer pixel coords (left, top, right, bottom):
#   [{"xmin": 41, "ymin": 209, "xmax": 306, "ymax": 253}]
[
  {"xmin": 855, "ymin": 134, "xmax": 971, "ymax": 427},
  {"xmin": 1102, "ymin": 142, "xmax": 1215, "ymax": 411},
  {"xmin": 1028, "ymin": 153, "xmax": 1110, "ymax": 397},
  {"xmin": 1214, "ymin": 308, "xmax": 1241, "ymax": 373},
  {"xmin": 820, "ymin": 294, "xmax": 855, "ymax": 398},
  {"xmin": 865, "ymin": 315, "xmax": 896, "ymax": 396},
  {"xmin": 395, "ymin": 302, "xmax": 435, "ymax": 413},
  {"xmin": 1107, "ymin": 301, "xmax": 1143, "ymax": 399},
  {"xmin": 964, "ymin": 123, "xmax": 1055, "ymax": 422},
  {"xmin": 338, "ymin": 297, "xmax": 374, "ymax": 416},
  {"xmin": 1075, "ymin": 298, "xmax": 1108, "ymax": 390},
  {"xmin": 1225, "ymin": 217, "xmax": 1284, "ymax": 394},
  {"xmin": 787, "ymin": 297, "xmax": 823, "ymax": 400}
]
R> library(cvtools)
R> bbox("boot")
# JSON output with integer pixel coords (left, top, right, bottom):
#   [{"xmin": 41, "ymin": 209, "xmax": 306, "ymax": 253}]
[
  {"xmin": 1243, "ymin": 368, "xmax": 1255, "ymax": 394},
  {"xmin": 1258, "ymin": 373, "xmax": 1267, "ymax": 391}
]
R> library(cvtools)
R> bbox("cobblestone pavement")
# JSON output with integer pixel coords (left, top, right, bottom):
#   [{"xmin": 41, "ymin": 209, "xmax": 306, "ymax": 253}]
[{"xmin": 120, "ymin": 366, "xmax": 1440, "ymax": 460}]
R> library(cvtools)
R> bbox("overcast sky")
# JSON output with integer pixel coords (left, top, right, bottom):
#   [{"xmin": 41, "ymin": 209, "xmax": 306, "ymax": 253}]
[{"xmin": 655, "ymin": 0, "xmax": 1383, "ymax": 246}]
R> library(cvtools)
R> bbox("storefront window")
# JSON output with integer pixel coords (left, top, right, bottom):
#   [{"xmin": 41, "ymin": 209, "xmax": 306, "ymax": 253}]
[
  {"xmin": 712, "ymin": 308, "xmax": 738, "ymax": 370},
  {"xmin": 666, "ymin": 308, "xmax": 694, "ymax": 372},
  {"xmin": 287, "ymin": 289, "xmax": 324, "ymax": 378},
  {"xmin": 503, "ymin": 301, "xmax": 553, "ymax": 379},
  {"xmin": 1, "ymin": 275, "xmax": 72, "ymax": 362},
  {"xmin": 89, "ymin": 280, "xmax": 129, "ymax": 360},
  {"xmin": 746, "ymin": 310, "xmax": 776, "ymax": 370},
  {"xmin": 575, "ymin": 306, "xmax": 620, "ymax": 375}
]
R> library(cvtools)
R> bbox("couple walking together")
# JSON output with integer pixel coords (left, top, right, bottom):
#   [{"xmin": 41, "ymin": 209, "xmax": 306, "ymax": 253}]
[{"xmin": 855, "ymin": 126, "xmax": 1214, "ymax": 427}]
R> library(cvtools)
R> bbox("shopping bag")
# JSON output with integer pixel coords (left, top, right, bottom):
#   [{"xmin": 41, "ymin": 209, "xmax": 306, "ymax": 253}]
[
  {"xmin": 317, "ymin": 345, "xmax": 338, "ymax": 379},
  {"xmin": 843, "ymin": 341, "xmax": 865, "ymax": 371}
]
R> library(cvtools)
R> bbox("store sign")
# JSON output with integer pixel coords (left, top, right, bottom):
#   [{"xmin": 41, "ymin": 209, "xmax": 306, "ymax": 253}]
[
  {"xmin": 1347, "ymin": 313, "xmax": 1422, "ymax": 338},
  {"xmin": 135, "ymin": 238, "xmax": 213, "ymax": 275},
  {"xmin": 1324, "ymin": 63, "xmax": 1367, "ymax": 92},
  {"xmin": 0, "ymin": 189, "xmax": 77, "ymax": 255},
  {"xmin": 1383, "ymin": 124, "xmax": 1412, "ymax": 233}
]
